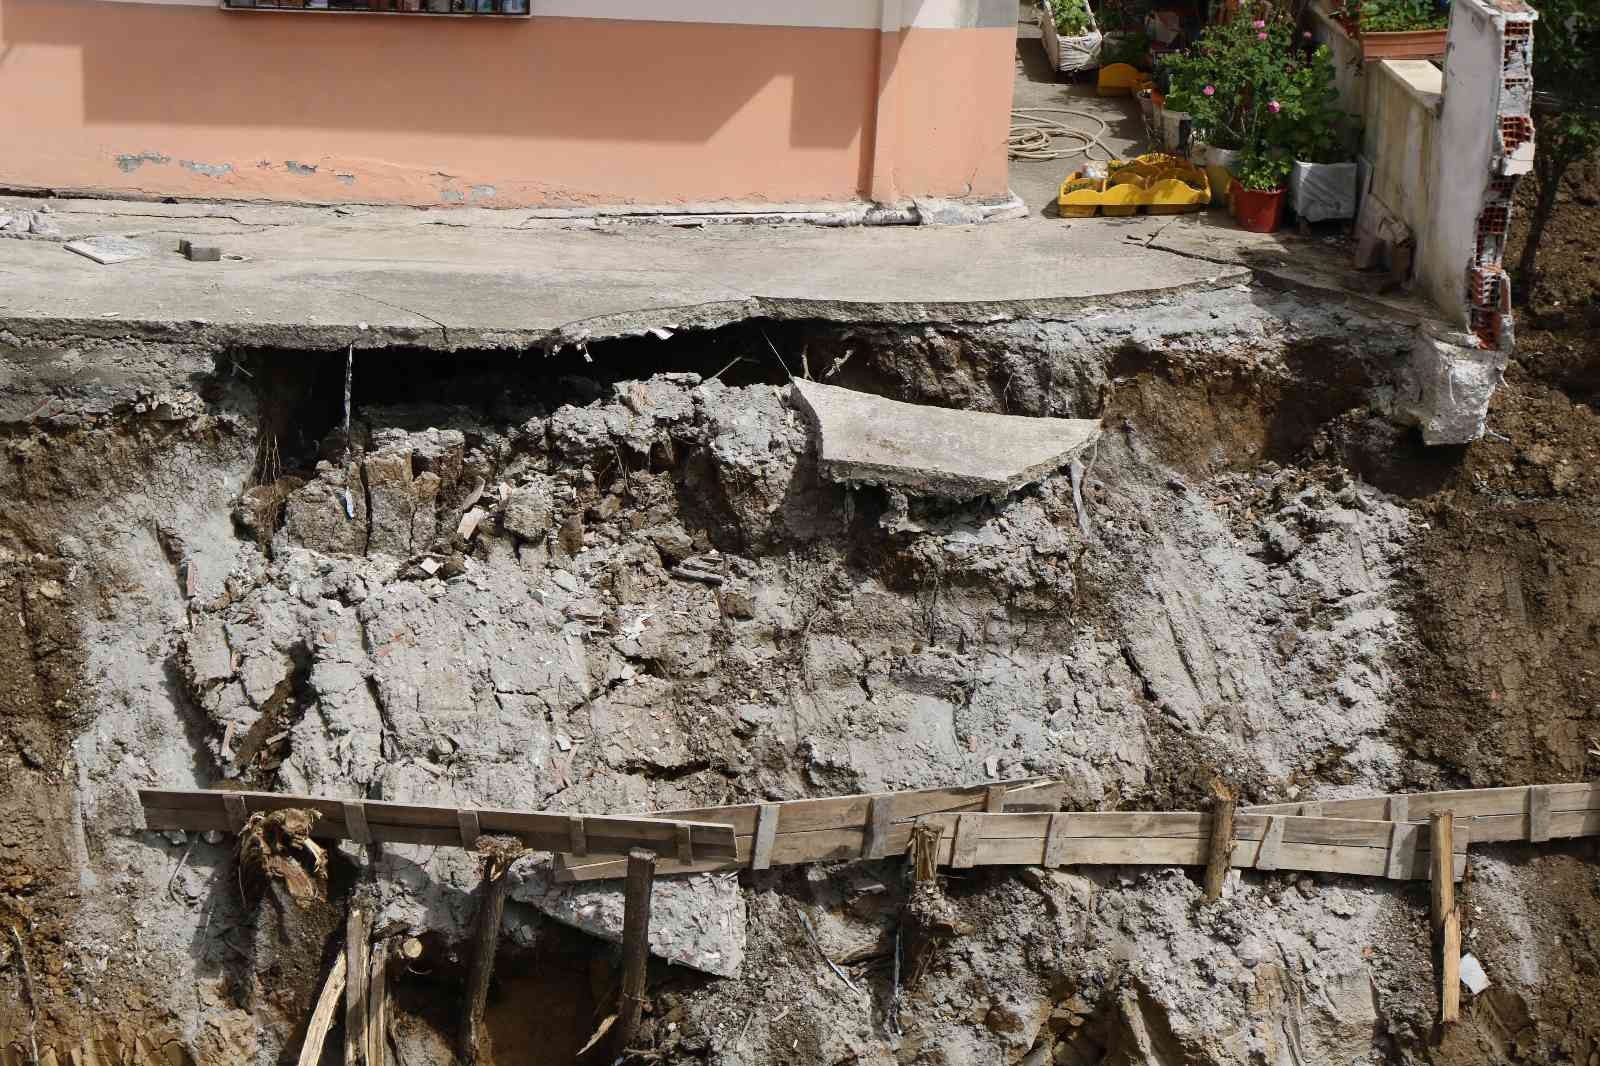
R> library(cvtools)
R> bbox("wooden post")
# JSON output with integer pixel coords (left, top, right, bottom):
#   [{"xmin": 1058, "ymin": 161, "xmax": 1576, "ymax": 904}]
[
  {"xmin": 366, "ymin": 939, "xmax": 388, "ymax": 1066},
  {"xmin": 1431, "ymin": 812, "xmax": 1461, "ymax": 1027},
  {"xmin": 345, "ymin": 903, "xmax": 371, "ymax": 1066},
  {"xmin": 296, "ymin": 951, "xmax": 347, "ymax": 1066},
  {"xmin": 614, "ymin": 848, "xmax": 657, "ymax": 1057},
  {"xmin": 909, "ymin": 822, "xmax": 942, "ymax": 884},
  {"xmin": 458, "ymin": 842, "xmax": 521, "ymax": 1065},
  {"xmin": 1203, "ymin": 780, "xmax": 1236, "ymax": 902}
]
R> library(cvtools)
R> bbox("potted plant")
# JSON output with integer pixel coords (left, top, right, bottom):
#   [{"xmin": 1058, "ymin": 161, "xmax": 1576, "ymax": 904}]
[
  {"xmin": 1038, "ymin": 0, "xmax": 1104, "ymax": 78},
  {"xmin": 1269, "ymin": 43, "xmax": 1361, "ymax": 222},
  {"xmin": 1231, "ymin": 150, "xmax": 1292, "ymax": 232},
  {"xmin": 1328, "ymin": 0, "xmax": 1449, "ymax": 61}
]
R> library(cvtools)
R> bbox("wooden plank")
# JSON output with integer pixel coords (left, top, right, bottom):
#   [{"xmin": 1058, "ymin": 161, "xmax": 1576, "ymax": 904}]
[
  {"xmin": 569, "ymin": 816, "xmax": 587, "ymax": 858},
  {"xmin": 1246, "ymin": 782, "xmax": 1600, "ymax": 821},
  {"xmin": 1388, "ymin": 795, "xmax": 1409, "ymax": 825},
  {"xmin": 296, "ymin": 951, "xmax": 347, "ymax": 1066},
  {"xmin": 913, "ymin": 812, "xmax": 1468, "ymax": 853},
  {"xmin": 950, "ymin": 815, "xmax": 982, "ymax": 869},
  {"xmin": 1384, "ymin": 820, "xmax": 1411, "ymax": 880},
  {"xmin": 1528, "ymin": 785, "xmax": 1553, "ymax": 843},
  {"xmin": 615, "ymin": 850, "xmax": 656, "ymax": 1058},
  {"xmin": 224, "ymin": 793, "xmax": 248, "ymax": 832},
  {"xmin": 1432, "ymin": 813, "xmax": 1460, "ymax": 1026},
  {"xmin": 366, "ymin": 940, "xmax": 388, "ymax": 1066},
  {"xmin": 674, "ymin": 824, "xmax": 693, "ymax": 865},
  {"xmin": 1203, "ymin": 784, "xmax": 1235, "ymax": 901},
  {"xmin": 457, "ymin": 810, "xmax": 480, "ymax": 850},
  {"xmin": 1254, "ymin": 816, "xmax": 1284, "ymax": 872},
  {"xmin": 984, "ymin": 785, "xmax": 1008, "ymax": 813},
  {"xmin": 750, "ymin": 804, "xmax": 779, "ymax": 871},
  {"xmin": 344, "ymin": 802, "xmax": 372, "ymax": 846},
  {"xmin": 345, "ymin": 905, "xmax": 371, "ymax": 1066},
  {"xmin": 1296, "ymin": 802, "xmax": 1323, "ymax": 818},
  {"xmin": 862, "ymin": 797, "xmax": 893, "ymax": 860},
  {"xmin": 963, "ymin": 834, "xmax": 1467, "ymax": 880},
  {"xmin": 138, "ymin": 790, "xmax": 737, "ymax": 859},
  {"xmin": 1042, "ymin": 813, "xmax": 1069, "ymax": 868}
]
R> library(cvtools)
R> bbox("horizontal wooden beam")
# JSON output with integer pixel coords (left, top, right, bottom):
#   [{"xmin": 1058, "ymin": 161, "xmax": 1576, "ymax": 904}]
[
  {"xmin": 139, "ymin": 789, "xmax": 738, "ymax": 861},
  {"xmin": 1245, "ymin": 782, "xmax": 1598, "ymax": 832},
  {"xmin": 554, "ymin": 778, "xmax": 1063, "ymax": 882}
]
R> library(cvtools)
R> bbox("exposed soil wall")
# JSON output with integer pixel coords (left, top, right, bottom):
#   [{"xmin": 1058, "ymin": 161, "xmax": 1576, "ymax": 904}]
[{"xmin": 1, "ymin": 285, "xmax": 1597, "ymax": 1066}]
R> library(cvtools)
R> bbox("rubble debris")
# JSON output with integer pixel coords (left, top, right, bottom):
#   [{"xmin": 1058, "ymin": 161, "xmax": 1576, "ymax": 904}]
[
  {"xmin": 178, "ymin": 238, "xmax": 222, "ymax": 262},
  {"xmin": 64, "ymin": 235, "xmax": 148, "ymax": 265},
  {"xmin": 1459, "ymin": 953, "xmax": 1490, "ymax": 995},
  {"xmin": 789, "ymin": 378, "xmax": 1102, "ymax": 499},
  {"xmin": 236, "ymin": 808, "xmax": 328, "ymax": 906}
]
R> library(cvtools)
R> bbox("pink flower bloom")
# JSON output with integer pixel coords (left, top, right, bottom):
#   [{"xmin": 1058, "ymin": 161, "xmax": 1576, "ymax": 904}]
[
  {"xmin": 1203, "ymin": 84, "xmax": 1216, "ymax": 96},
  {"xmin": 1257, "ymin": 30, "xmax": 1269, "ymax": 38},
  {"xmin": 1303, "ymin": 29, "xmax": 1313, "ymax": 37},
  {"xmin": 1268, "ymin": 99, "xmax": 1282, "ymax": 112},
  {"xmin": 1252, "ymin": 18, "xmax": 1266, "ymax": 27}
]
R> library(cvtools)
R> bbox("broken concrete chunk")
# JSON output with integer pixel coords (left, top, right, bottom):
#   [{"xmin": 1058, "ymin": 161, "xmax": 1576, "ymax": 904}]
[
  {"xmin": 1395, "ymin": 324, "xmax": 1507, "ymax": 446},
  {"xmin": 284, "ymin": 462, "xmax": 367, "ymax": 554},
  {"xmin": 457, "ymin": 507, "xmax": 488, "ymax": 541},
  {"xmin": 178, "ymin": 238, "xmax": 222, "ymax": 262},
  {"xmin": 65, "ymin": 235, "xmax": 148, "ymax": 265},
  {"xmin": 502, "ymin": 478, "xmax": 556, "ymax": 541},
  {"xmin": 790, "ymin": 379, "xmax": 1102, "ymax": 499},
  {"xmin": 509, "ymin": 858, "xmax": 745, "ymax": 977}
]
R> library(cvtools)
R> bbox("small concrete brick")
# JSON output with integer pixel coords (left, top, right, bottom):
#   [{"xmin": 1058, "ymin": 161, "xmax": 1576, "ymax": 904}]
[{"xmin": 178, "ymin": 239, "xmax": 222, "ymax": 262}]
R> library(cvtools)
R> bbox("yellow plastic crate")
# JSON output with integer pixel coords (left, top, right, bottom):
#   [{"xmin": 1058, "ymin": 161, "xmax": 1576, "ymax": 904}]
[{"xmin": 1056, "ymin": 155, "xmax": 1209, "ymax": 217}]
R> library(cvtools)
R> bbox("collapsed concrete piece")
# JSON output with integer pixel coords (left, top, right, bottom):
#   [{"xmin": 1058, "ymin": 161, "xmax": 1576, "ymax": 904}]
[
  {"xmin": 509, "ymin": 859, "xmax": 745, "ymax": 978},
  {"xmin": 1396, "ymin": 324, "xmax": 1509, "ymax": 445},
  {"xmin": 790, "ymin": 379, "xmax": 1102, "ymax": 499}
]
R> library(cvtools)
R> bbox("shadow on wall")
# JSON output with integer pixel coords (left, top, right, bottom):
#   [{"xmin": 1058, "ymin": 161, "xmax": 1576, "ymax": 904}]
[{"xmin": 0, "ymin": 0, "xmax": 884, "ymax": 148}]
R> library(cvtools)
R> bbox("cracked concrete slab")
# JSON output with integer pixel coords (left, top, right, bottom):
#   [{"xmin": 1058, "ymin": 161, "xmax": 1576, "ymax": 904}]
[
  {"xmin": 0, "ymin": 198, "xmax": 1250, "ymax": 351},
  {"xmin": 791, "ymin": 378, "xmax": 1102, "ymax": 499}
]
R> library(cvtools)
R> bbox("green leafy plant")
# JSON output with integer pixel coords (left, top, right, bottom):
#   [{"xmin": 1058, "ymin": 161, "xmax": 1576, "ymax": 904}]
[
  {"xmin": 1516, "ymin": 0, "xmax": 1600, "ymax": 291},
  {"xmin": 1235, "ymin": 149, "xmax": 1291, "ymax": 191},
  {"xmin": 1102, "ymin": 29, "xmax": 1153, "ymax": 67},
  {"xmin": 1351, "ymin": 0, "xmax": 1448, "ymax": 32},
  {"xmin": 1162, "ymin": 7, "xmax": 1298, "ymax": 150},
  {"xmin": 1263, "ymin": 44, "xmax": 1352, "ymax": 163},
  {"xmin": 1044, "ymin": 0, "xmax": 1094, "ymax": 37}
]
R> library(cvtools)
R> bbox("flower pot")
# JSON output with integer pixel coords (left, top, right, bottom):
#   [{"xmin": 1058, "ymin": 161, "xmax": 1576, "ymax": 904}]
[
  {"xmin": 1289, "ymin": 160, "xmax": 1358, "ymax": 222},
  {"xmin": 1357, "ymin": 27, "xmax": 1447, "ymax": 60},
  {"xmin": 1159, "ymin": 109, "xmax": 1191, "ymax": 154},
  {"xmin": 1038, "ymin": 0, "xmax": 1104, "ymax": 76},
  {"xmin": 1231, "ymin": 179, "xmax": 1285, "ymax": 233},
  {"xmin": 1201, "ymin": 145, "xmax": 1242, "ymax": 208}
]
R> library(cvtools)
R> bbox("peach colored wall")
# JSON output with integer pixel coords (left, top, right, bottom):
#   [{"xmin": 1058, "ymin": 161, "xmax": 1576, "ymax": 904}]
[{"xmin": 0, "ymin": 0, "xmax": 1013, "ymax": 206}]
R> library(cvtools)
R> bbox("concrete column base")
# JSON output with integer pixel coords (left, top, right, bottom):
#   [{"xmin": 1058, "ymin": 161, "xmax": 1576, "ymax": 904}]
[{"xmin": 1396, "ymin": 325, "xmax": 1508, "ymax": 445}]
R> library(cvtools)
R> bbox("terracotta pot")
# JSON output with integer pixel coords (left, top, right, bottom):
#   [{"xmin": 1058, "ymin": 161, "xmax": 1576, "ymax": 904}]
[
  {"xmin": 1230, "ymin": 179, "xmax": 1285, "ymax": 233},
  {"xmin": 1359, "ymin": 27, "xmax": 1448, "ymax": 59}
]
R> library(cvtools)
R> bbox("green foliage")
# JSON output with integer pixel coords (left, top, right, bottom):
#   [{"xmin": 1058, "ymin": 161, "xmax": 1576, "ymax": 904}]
[
  {"xmin": 1518, "ymin": 0, "xmax": 1600, "ymax": 287},
  {"xmin": 1045, "ymin": 0, "xmax": 1094, "ymax": 38},
  {"xmin": 1235, "ymin": 149, "xmax": 1292, "ymax": 191},
  {"xmin": 1353, "ymin": 0, "xmax": 1448, "ymax": 33},
  {"xmin": 1162, "ymin": 4, "xmax": 1344, "ymax": 160},
  {"xmin": 1102, "ymin": 29, "xmax": 1153, "ymax": 67}
]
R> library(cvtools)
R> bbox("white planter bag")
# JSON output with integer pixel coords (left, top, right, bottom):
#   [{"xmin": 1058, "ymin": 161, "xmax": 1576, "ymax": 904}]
[
  {"xmin": 1290, "ymin": 161, "xmax": 1359, "ymax": 222},
  {"xmin": 1039, "ymin": 0, "xmax": 1103, "ymax": 75}
]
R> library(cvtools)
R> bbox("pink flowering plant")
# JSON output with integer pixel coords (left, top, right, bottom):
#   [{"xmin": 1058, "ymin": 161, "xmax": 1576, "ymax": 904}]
[{"xmin": 1162, "ymin": 3, "xmax": 1339, "ymax": 158}]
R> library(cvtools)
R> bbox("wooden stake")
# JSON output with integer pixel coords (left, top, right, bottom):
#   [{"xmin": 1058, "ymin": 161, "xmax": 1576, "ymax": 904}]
[
  {"xmin": 296, "ymin": 951, "xmax": 347, "ymax": 1066},
  {"xmin": 459, "ymin": 846, "xmax": 520, "ymax": 1065},
  {"xmin": 345, "ymin": 904, "xmax": 371, "ymax": 1066},
  {"xmin": 366, "ymin": 940, "xmax": 388, "ymax": 1066},
  {"xmin": 1431, "ymin": 812, "xmax": 1461, "ymax": 1027},
  {"xmin": 1203, "ymin": 780, "xmax": 1236, "ymax": 902},
  {"xmin": 909, "ymin": 822, "xmax": 941, "ymax": 884},
  {"xmin": 615, "ymin": 848, "xmax": 657, "ymax": 1057}
]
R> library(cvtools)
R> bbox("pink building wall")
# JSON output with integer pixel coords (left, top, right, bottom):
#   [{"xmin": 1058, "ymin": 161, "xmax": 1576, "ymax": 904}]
[{"xmin": 0, "ymin": 0, "xmax": 1016, "ymax": 207}]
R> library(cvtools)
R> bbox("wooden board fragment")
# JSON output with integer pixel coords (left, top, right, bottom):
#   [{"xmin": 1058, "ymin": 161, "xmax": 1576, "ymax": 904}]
[
  {"xmin": 615, "ymin": 849, "xmax": 656, "ymax": 1058},
  {"xmin": 457, "ymin": 810, "xmax": 480, "ymax": 850},
  {"xmin": 224, "ymin": 793, "xmax": 247, "ymax": 832},
  {"xmin": 984, "ymin": 785, "xmax": 1008, "ymax": 813},
  {"xmin": 1203, "ymin": 784, "xmax": 1236, "ymax": 901},
  {"xmin": 569, "ymin": 816, "xmax": 588, "ymax": 858},
  {"xmin": 1528, "ymin": 785, "xmax": 1553, "ymax": 843},
  {"xmin": 1431, "ymin": 813, "xmax": 1460, "ymax": 1026},
  {"xmin": 950, "ymin": 815, "xmax": 982, "ymax": 870},
  {"xmin": 751, "ymin": 804, "xmax": 779, "ymax": 871},
  {"xmin": 344, "ymin": 801, "xmax": 372, "ymax": 846},
  {"xmin": 863, "ymin": 797, "xmax": 893, "ymax": 860},
  {"xmin": 366, "ymin": 940, "xmax": 388, "ymax": 1066},
  {"xmin": 345, "ymin": 905, "xmax": 371, "ymax": 1066},
  {"xmin": 1042, "ymin": 813, "xmax": 1069, "ymax": 869},
  {"xmin": 1254, "ymin": 815, "xmax": 1284, "ymax": 872},
  {"xmin": 1247, "ymin": 782, "xmax": 1600, "ymax": 823},
  {"xmin": 1384, "ymin": 821, "xmax": 1412, "ymax": 881},
  {"xmin": 674, "ymin": 824, "xmax": 693, "ymax": 865},
  {"xmin": 295, "ymin": 951, "xmax": 347, "ymax": 1066}
]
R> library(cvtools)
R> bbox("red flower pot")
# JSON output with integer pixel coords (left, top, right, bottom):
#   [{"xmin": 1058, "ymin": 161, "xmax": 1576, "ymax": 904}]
[{"xmin": 1231, "ymin": 179, "xmax": 1285, "ymax": 234}]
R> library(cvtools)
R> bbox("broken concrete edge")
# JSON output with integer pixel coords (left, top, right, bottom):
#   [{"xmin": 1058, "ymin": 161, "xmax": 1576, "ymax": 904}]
[
  {"xmin": 1393, "ymin": 323, "xmax": 1508, "ymax": 446},
  {"xmin": 789, "ymin": 378, "xmax": 1103, "ymax": 500},
  {"xmin": 3, "ymin": 182, "xmax": 1025, "ymax": 228},
  {"xmin": 0, "ymin": 269, "xmax": 1254, "ymax": 355}
]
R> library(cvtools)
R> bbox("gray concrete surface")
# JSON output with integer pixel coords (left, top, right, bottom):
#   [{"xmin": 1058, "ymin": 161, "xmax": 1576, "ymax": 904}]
[
  {"xmin": 0, "ymin": 196, "xmax": 1248, "ymax": 351},
  {"xmin": 792, "ymin": 378, "xmax": 1101, "ymax": 498},
  {"xmin": 1010, "ymin": 5, "xmax": 1149, "ymax": 220}
]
